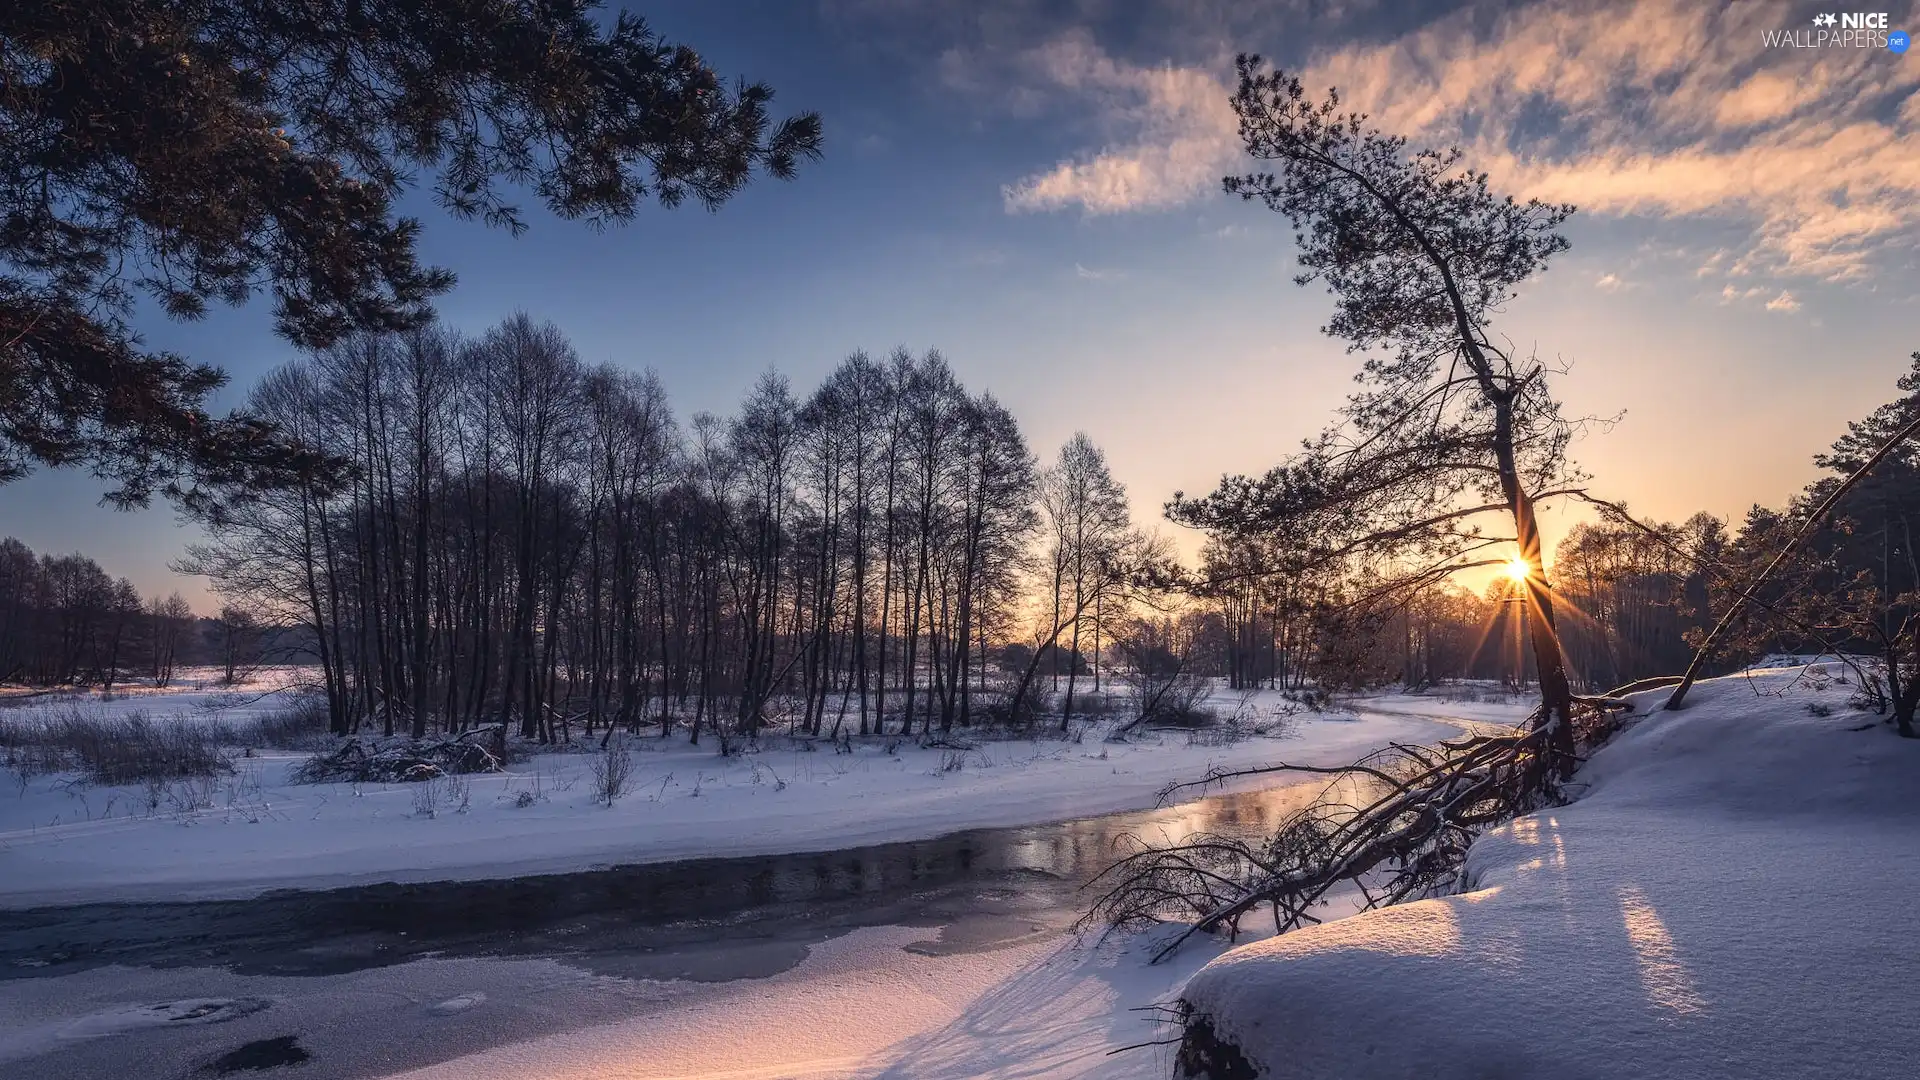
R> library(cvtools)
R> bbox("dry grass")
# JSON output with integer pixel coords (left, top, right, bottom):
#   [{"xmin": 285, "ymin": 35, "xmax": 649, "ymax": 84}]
[{"xmin": 0, "ymin": 705, "xmax": 233, "ymax": 786}]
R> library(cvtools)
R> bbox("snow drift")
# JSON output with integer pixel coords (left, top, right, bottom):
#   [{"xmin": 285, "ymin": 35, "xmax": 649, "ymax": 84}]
[{"xmin": 1178, "ymin": 665, "xmax": 1920, "ymax": 1079}]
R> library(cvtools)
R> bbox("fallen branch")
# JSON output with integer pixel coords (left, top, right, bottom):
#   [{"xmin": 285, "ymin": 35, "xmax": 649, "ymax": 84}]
[
  {"xmin": 292, "ymin": 727, "xmax": 505, "ymax": 784},
  {"xmin": 1082, "ymin": 698, "xmax": 1622, "ymax": 962}
]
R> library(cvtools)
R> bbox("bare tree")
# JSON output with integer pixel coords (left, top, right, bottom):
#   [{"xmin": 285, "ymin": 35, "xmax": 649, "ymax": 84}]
[
  {"xmin": 1004, "ymin": 434, "xmax": 1160, "ymax": 727},
  {"xmin": 208, "ymin": 603, "xmax": 264, "ymax": 685},
  {"xmin": 148, "ymin": 592, "xmax": 194, "ymax": 687}
]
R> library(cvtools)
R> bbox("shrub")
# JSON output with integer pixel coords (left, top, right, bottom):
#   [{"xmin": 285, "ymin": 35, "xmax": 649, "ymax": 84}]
[
  {"xmin": 412, "ymin": 774, "xmax": 446, "ymax": 817},
  {"xmin": 8, "ymin": 705, "xmax": 234, "ymax": 786},
  {"xmin": 589, "ymin": 736, "xmax": 634, "ymax": 807},
  {"xmin": 1126, "ymin": 672, "xmax": 1219, "ymax": 729},
  {"xmin": 236, "ymin": 691, "xmax": 334, "ymax": 749}
]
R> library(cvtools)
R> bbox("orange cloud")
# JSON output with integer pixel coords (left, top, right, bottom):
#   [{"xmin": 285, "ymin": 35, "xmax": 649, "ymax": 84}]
[{"xmin": 1001, "ymin": 0, "xmax": 1920, "ymax": 281}]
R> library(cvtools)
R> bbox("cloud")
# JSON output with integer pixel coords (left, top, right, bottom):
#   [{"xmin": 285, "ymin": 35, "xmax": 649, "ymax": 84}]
[
  {"xmin": 1000, "ymin": 31, "xmax": 1239, "ymax": 214},
  {"xmin": 1595, "ymin": 273, "xmax": 1623, "ymax": 291},
  {"xmin": 1719, "ymin": 283, "xmax": 1802, "ymax": 312},
  {"xmin": 1074, "ymin": 261, "xmax": 1122, "ymax": 280},
  {"xmin": 994, "ymin": 0, "xmax": 1920, "ymax": 281}
]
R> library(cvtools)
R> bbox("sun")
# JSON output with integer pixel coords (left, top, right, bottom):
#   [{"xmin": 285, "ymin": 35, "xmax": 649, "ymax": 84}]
[{"xmin": 1504, "ymin": 557, "xmax": 1532, "ymax": 583}]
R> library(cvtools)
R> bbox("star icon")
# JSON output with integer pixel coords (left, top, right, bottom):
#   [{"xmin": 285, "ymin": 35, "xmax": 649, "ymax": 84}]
[{"xmin": 1815, "ymin": 12, "xmax": 1838, "ymax": 26}]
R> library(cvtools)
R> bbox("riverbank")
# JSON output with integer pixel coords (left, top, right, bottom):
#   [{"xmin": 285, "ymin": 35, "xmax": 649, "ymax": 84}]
[
  {"xmin": 1, "ymin": 744, "xmax": 1360, "ymax": 1079},
  {"xmin": 1, "ymin": 687, "xmax": 1515, "ymax": 907},
  {"xmin": 1179, "ymin": 665, "xmax": 1920, "ymax": 1079}
]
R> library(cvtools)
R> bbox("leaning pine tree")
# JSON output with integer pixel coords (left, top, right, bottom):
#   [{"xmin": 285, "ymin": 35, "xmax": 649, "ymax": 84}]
[{"xmin": 1089, "ymin": 57, "xmax": 1628, "ymax": 959}]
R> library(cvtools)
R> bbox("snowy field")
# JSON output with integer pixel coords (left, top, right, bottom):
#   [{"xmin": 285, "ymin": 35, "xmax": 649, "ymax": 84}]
[
  {"xmin": 1181, "ymin": 662, "xmax": 1920, "ymax": 1079},
  {"xmin": 0, "ymin": 674, "xmax": 1511, "ymax": 907}
]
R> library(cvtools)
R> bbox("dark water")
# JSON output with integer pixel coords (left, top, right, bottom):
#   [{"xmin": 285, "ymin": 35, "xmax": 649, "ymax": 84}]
[{"xmin": 0, "ymin": 776, "xmax": 1339, "ymax": 983}]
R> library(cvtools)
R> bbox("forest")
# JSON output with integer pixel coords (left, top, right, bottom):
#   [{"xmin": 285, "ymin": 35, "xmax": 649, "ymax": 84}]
[{"xmin": 0, "ymin": 538, "xmax": 258, "ymax": 691}]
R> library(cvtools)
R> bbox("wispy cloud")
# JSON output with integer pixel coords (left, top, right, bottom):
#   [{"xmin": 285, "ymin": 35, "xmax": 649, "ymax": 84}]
[
  {"xmin": 1074, "ymin": 261, "xmax": 1122, "ymax": 280},
  {"xmin": 1719, "ymin": 283, "xmax": 1806, "ymax": 315},
  {"xmin": 994, "ymin": 0, "xmax": 1920, "ymax": 281},
  {"xmin": 1595, "ymin": 273, "xmax": 1623, "ymax": 292},
  {"xmin": 1000, "ymin": 32, "xmax": 1238, "ymax": 215}
]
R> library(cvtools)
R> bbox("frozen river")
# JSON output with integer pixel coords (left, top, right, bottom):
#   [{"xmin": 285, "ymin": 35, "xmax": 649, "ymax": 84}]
[{"xmin": 1, "ymin": 772, "xmax": 1342, "ymax": 1079}]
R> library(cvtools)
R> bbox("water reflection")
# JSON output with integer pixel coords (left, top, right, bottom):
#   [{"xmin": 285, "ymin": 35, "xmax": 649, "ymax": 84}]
[{"xmin": 482, "ymin": 772, "xmax": 1354, "ymax": 925}]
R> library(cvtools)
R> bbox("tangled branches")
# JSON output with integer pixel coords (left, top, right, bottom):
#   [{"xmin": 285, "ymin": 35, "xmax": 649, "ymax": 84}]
[
  {"xmin": 1082, "ymin": 697, "xmax": 1630, "ymax": 962},
  {"xmin": 291, "ymin": 726, "xmax": 505, "ymax": 784}
]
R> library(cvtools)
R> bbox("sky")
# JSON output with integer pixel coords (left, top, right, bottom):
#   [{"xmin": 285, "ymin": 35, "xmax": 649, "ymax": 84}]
[{"xmin": 3, "ymin": 0, "xmax": 1917, "ymax": 610}]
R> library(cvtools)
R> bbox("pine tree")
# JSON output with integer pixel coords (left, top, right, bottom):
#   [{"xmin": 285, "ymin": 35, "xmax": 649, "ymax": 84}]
[{"xmin": 1, "ymin": 1, "xmax": 821, "ymax": 510}]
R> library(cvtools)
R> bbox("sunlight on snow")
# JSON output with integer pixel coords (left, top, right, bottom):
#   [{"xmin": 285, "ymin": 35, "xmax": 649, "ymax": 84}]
[
  {"xmin": 1506, "ymin": 814, "xmax": 1568, "ymax": 874},
  {"xmin": 1308, "ymin": 901, "xmax": 1463, "ymax": 958},
  {"xmin": 1617, "ymin": 885, "xmax": 1708, "ymax": 1018}
]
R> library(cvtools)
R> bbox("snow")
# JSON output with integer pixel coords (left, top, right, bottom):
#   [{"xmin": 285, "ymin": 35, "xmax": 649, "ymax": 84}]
[
  {"xmin": 0, "ymin": 682, "xmax": 1496, "ymax": 907},
  {"xmin": 0, "ymin": 954, "xmax": 653, "ymax": 1078},
  {"xmin": 1179, "ymin": 664, "xmax": 1920, "ymax": 1079},
  {"xmin": 0, "ymin": 678, "xmax": 1538, "ymax": 1079},
  {"xmin": 384, "ymin": 924, "xmax": 1249, "ymax": 1080},
  {"xmin": 0, "ymin": 997, "xmax": 274, "ymax": 1064},
  {"xmin": 0, "ymin": 666, "xmax": 313, "ymax": 723},
  {"xmin": 0, "ymin": 924, "xmax": 1244, "ymax": 1080}
]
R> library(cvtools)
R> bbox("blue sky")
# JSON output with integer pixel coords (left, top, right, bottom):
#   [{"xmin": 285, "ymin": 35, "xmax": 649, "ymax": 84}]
[{"xmin": 4, "ymin": 0, "xmax": 1917, "ymax": 607}]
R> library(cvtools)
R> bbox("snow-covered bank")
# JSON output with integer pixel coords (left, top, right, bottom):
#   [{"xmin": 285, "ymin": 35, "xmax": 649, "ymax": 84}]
[
  {"xmin": 0, "ymin": 920, "xmax": 1251, "ymax": 1080},
  {"xmin": 385, "ymin": 923, "xmax": 1246, "ymax": 1080},
  {"xmin": 1179, "ymin": 666, "xmax": 1920, "ymax": 1079},
  {"xmin": 0, "ymin": 690, "xmax": 1493, "ymax": 907}
]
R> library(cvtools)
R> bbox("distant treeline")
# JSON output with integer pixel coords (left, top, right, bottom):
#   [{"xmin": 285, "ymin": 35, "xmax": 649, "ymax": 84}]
[
  {"xmin": 0, "ymin": 538, "xmax": 272, "ymax": 688},
  {"xmin": 1156, "ymin": 513, "xmax": 1718, "ymax": 697},
  {"xmin": 28, "ymin": 331, "xmax": 1915, "ymax": 739}
]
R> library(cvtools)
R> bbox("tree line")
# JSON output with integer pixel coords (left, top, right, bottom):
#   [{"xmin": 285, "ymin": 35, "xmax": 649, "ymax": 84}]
[
  {"xmin": 22, "ymin": 332, "xmax": 1914, "ymax": 745},
  {"xmin": 28, "ymin": 335, "xmax": 1916, "ymax": 743},
  {"xmin": 0, "ymin": 537, "xmax": 269, "ymax": 689},
  {"xmin": 181, "ymin": 316, "xmax": 1161, "ymax": 743}
]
